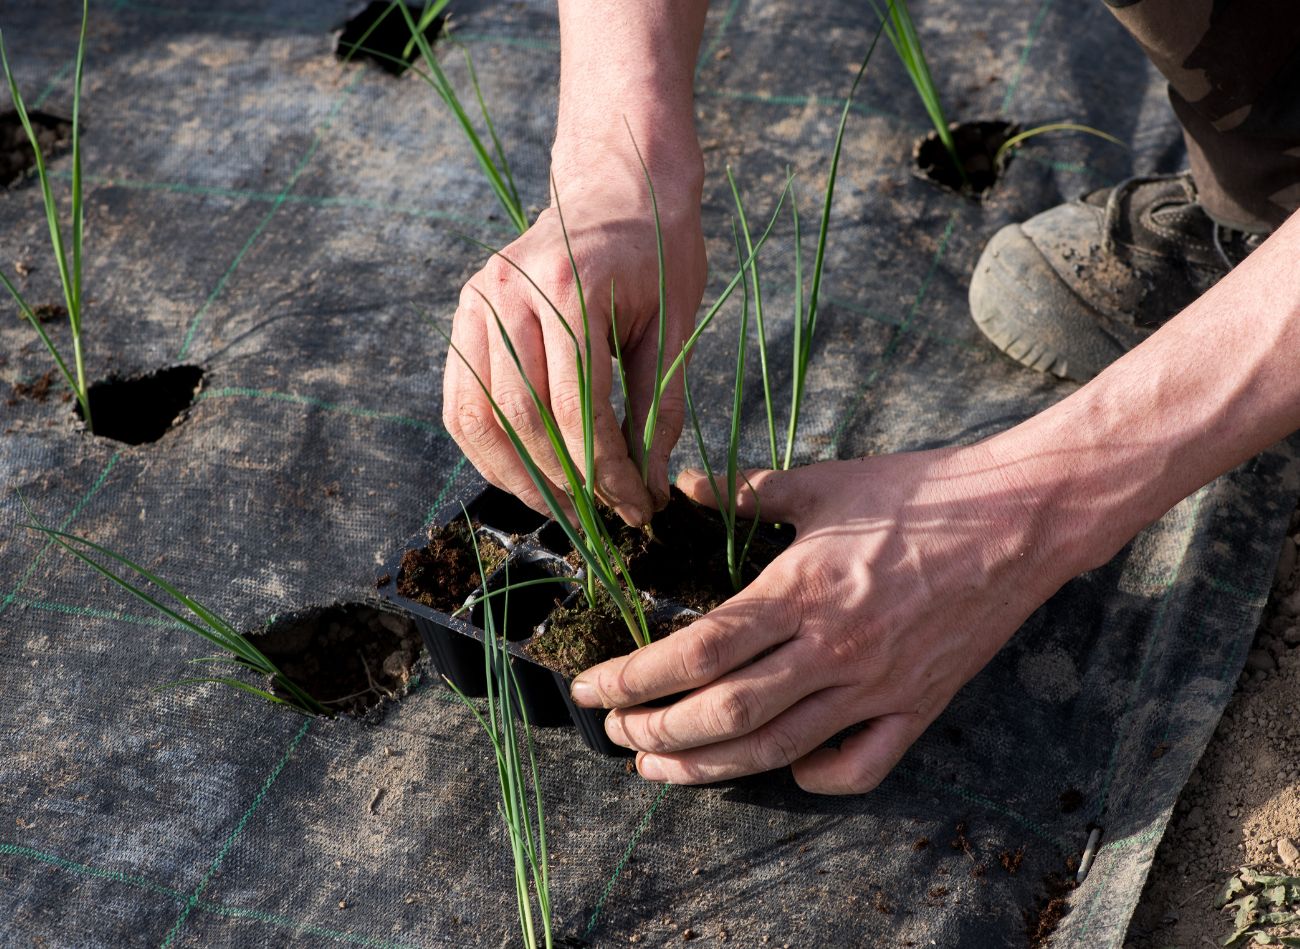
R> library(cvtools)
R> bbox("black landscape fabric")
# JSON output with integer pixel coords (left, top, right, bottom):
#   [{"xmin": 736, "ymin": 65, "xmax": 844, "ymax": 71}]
[{"xmin": 1, "ymin": 1, "xmax": 1294, "ymax": 946}]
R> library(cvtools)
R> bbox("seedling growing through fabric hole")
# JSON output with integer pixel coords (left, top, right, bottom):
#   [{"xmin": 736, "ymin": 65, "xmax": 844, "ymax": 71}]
[
  {"xmin": 869, "ymin": 0, "xmax": 968, "ymax": 191},
  {"xmin": 0, "ymin": 0, "xmax": 94, "ymax": 430},
  {"xmin": 335, "ymin": 0, "xmax": 445, "ymax": 76},
  {"xmin": 341, "ymin": 0, "xmax": 528, "ymax": 234},
  {"xmin": 442, "ymin": 510, "xmax": 552, "ymax": 949},
  {"xmin": 21, "ymin": 499, "xmax": 328, "ymax": 716},
  {"xmin": 681, "ymin": 227, "xmax": 763, "ymax": 594},
  {"xmin": 728, "ymin": 30, "xmax": 881, "ymax": 470},
  {"xmin": 992, "ymin": 122, "xmax": 1127, "ymax": 170}
]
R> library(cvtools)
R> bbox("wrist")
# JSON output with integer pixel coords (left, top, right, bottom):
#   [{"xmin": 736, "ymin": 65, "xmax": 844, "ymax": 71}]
[{"xmin": 551, "ymin": 111, "xmax": 704, "ymax": 206}]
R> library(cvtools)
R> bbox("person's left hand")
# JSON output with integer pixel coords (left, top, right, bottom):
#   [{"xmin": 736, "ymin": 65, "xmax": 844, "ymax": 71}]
[{"xmin": 568, "ymin": 443, "xmax": 1080, "ymax": 794}]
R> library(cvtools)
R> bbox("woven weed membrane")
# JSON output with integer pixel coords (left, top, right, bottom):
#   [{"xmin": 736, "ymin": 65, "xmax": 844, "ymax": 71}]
[{"xmin": 1, "ymin": 1, "xmax": 1294, "ymax": 945}]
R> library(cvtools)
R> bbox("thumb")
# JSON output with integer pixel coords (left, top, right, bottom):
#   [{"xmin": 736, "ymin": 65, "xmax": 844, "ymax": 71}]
[{"xmin": 676, "ymin": 465, "xmax": 815, "ymax": 525}]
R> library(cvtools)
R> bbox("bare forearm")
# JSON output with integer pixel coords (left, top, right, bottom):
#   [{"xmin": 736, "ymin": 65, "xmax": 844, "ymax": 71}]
[
  {"xmin": 552, "ymin": 0, "xmax": 707, "ymax": 191},
  {"xmin": 997, "ymin": 209, "xmax": 1300, "ymax": 576}
]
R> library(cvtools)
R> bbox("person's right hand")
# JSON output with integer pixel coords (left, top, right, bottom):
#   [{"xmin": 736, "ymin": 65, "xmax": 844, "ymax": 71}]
[{"xmin": 443, "ymin": 143, "xmax": 706, "ymax": 526}]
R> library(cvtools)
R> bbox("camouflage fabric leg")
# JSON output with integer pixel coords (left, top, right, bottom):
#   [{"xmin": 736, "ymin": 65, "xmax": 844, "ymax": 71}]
[{"xmin": 1105, "ymin": 0, "xmax": 1300, "ymax": 232}]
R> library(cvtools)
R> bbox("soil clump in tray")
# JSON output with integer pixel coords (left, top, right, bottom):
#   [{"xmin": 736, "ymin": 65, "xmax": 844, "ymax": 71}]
[
  {"xmin": 254, "ymin": 604, "xmax": 420, "ymax": 716},
  {"xmin": 396, "ymin": 518, "xmax": 507, "ymax": 613},
  {"xmin": 568, "ymin": 488, "xmax": 794, "ymax": 613},
  {"xmin": 526, "ymin": 588, "xmax": 695, "ymax": 679},
  {"xmin": 537, "ymin": 489, "xmax": 794, "ymax": 678}
]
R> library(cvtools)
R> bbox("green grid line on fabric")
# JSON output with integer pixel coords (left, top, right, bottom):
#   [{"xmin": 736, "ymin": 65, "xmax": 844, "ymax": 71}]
[
  {"xmin": 48, "ymin": 169, "xmax": 510, "ymax": 235},
  {"xmin": 584, "ymin": 784, "xmax": 675, "ymax": 938},
  {"xmin": 824, "ymin": 211, "xmax": 959, "ymax": 459},
  {"xmin": 696, "ymin": 0, "xmax": 744, "ymax": 79},
  {"xmin": 177, "ymin": 71, "xmax": 366, "ymax": 360},
  {"xmin": 1000, "ymin": 0, "xmax": 1056, "ymax": 115},
  {"xmin": 0, "ymin": 843, "xmax": 420, "ymax": 949},
  {"xmin": 894, "ymin": 764, "xmax": 1075, "ymax": 853},
  {"xmin": 824, "ymin": 294, "xmax": 981, "ymax": 352},
  {"xmin": 0, "ymin": 451, "xmax": 121, "ymax": 619},
  {"xmin": 196, "ymin": 387, "xmax": 441, "ymax": 433},
  {"xmin": 160, "ymin": 719, "xmax": 313, "ymax": 947}
]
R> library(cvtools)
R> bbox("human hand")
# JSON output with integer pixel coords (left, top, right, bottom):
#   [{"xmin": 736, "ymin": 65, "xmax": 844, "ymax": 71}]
[
  {"xmin": 569, "ymin": 444, "xmax": 1081, "ymax": 793},
  {"xmin": 443, "ymin": 144, "xmax": 706, "ymax": 527}
]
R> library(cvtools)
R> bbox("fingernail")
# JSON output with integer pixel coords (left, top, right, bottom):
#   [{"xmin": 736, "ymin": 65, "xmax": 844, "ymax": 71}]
[
  {"xmin": 679, "ymin": 468, "xmax": 703, "ymax": 480},
  {"xmin": 603, "ymin": 713, "xmax": 627, "ymax": 745},
  {"xmin": 570, "ymin": 678, "xmax": 599, "ymax": 707},
  {"xmin": 616, "ymin": 502, "xmax": 648, "ymax": 527},
  {"xmin": 638, "ymin": 755, "xmax": 664, "ymax": 781}
]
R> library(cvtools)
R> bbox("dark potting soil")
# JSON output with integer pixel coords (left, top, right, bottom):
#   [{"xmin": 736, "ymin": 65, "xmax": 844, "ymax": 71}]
[
  {"xmin": 76, "ymin": 364, "xmax": 205, "ymax": 444},
  {"xmin": 335, "ymin": 0, "xmax": 445, "ymax": 76},
  {"xmin": 254, "ymin": 603, "xmax": 420, "ymax": 716},
  {"xmin": 525, "ymin": 589, "xmax": 696, "ymax": 680},
  {"xmin": 566, "ymin": 488, "xmax": 794, "ymax": 613},
  {"xmin": 534, "ymin": 489, "xmax": 795, "ymax": 678},
  {"xmin": 913, "ymin": 120, "xmax": 1018, "ymax": 197},
  {"xmin": 396, "ymin": 518, "xmax": 507, "ymax": 614},
  {"xmin": 0, "ymin": 110, "xmax": 70, "ymax": 187}
]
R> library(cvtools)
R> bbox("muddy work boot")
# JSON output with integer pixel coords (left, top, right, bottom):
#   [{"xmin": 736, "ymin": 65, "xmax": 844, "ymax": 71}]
[{"xmin": 969, "ymin": 173, "xmax": 1265, "ymax": 382}]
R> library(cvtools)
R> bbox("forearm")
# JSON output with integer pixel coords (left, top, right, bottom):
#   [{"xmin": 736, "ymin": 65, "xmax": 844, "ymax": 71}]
[
  {"xmin": 996, "ymin": 209, "xmax": 1300, "ymax": 577},
  {"xmin": 552, "ymin": 0, "xmax": 707, "ymax": 193}
]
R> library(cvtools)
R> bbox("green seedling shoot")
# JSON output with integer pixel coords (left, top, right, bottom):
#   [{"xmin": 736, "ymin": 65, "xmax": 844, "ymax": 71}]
[
  {"xmin": 992, "ymin": 121, "xmax": 1127, "ymax": 169},
  {"xmin": 682, "ymin": 227, "xmax": 763, "ymax": 594},
  {"xmin": 341, "ymin": 0, "xmax": 527, "ymax": 234},
  {"xmin": 21, "ymin": 500, "xmax": 327, "ymax": 716},
  {"xmin": 869, "ymin": 0, "xmax": 967, "ymax": 190},
  {"xmin": 0, "ymin": 0, "xmax": 94, "ymax": 430},
  {"xmin": 730, "ymin": 31, "xmax": 880, "ymax": 470},
  {"xmin": 443, "ymin": 512, "xmax": 552, "ymax": 949}
]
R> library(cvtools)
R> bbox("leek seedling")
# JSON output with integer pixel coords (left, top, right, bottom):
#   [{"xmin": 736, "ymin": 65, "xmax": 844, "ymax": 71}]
[
  {"xmin": 446, "ymin": 180, "xmax": 652, "ymax": 649},
  {"xmin": 869, "ymin": 0, "xmax": 968, "ymax": 191},
  {"xmin": 341, "ymin": 0, "xmax": 527, "ymax": 235},
  {"xmin": 730, "ymin": 32, "xmax": 880, "ymax": 470},
  {"xmin": 0, "ymin": 0, "xmax": 94, "ymax": 429},
  {"xmin": 21, "ymin": 505, "xmax": 327, "ymax": 716},
  {"xmin": 443, "ymin": 513, "xmax": 551, "ymax": 949},
  {"xmin": 682, "ymin": 228, "xmax": 762, "ymax": 594},
  {"xmin": 992, "ymin": 121, "xmax": 1126, "ymax": 169}
]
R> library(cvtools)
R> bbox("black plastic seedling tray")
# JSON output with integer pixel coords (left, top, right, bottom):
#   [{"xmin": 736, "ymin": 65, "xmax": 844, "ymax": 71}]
[{"xmin": 378, "ymin": 482, "xmax": 632, "ymax": 756}]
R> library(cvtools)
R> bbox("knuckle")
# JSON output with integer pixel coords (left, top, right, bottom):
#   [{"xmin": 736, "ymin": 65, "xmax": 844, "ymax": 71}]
[
  {"xmin": 480, "ymin": 255, "xmax": 515, "ymax": 288},
  {"xmin": 709, "ymin": 685, "xmax": 757, "ymax": 736},
  {"xmin": 844, "ymin": 755, "xmax": 888, "ymax": 794},
  {"xmin": 498, "ymin": 392, "xmax": 536, "ymax": 433},
  {"xmin": 638, "ymin": 712, "xmax": 673, "ymax": 754},
  {"xmin": 753, "ymin": 722, "xmax": 803, "ymax": 770},
  {"xmin": 550, "ymin": 386, "xmax": 585, "ymax": 432},
  {"xmin": 455, "ymin": 403, "xmax": 494, "ymax": 444},
  {"xmin": 678, "ymin": 631, "xmax": 725, "ymax": 684}
]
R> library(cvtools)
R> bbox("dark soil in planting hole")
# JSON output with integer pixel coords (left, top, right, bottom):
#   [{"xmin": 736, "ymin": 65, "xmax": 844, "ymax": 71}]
[
  {"xmin": 0, "ymin": 110, "xmax": 70, "ymax": 187},
  {"xmin": 396, "ymin": 518, "xmax": 508, "ymax": 613},
  {"xmin": 913, "ymin": 120, "xmax": 1018, "ymax": 197},
  {"xmin": 254, "ymin": 604, "xmax": 420, "ymax": 716},
  {"xmin": 336, "ymin": 1, "xmax": 445, "ymax": 76},
  {"xmin": 76, "ymin": 364, "xmax": 204, "ymax": 444}
]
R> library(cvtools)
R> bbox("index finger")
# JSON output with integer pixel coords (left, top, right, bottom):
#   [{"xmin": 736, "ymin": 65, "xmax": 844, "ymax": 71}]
[
  {"xmin": 534, "ymin": 285, "xmax": 652, "ymax": 527},
  {"xmin": 569, "ymin": 581, "xmax": 798, "ymax": 709}
]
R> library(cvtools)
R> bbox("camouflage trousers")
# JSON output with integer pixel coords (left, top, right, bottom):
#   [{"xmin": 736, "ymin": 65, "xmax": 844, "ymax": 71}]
[{"xmin": 1107, "ymin": 0, "xmax": 1300, "ymax": 232}]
